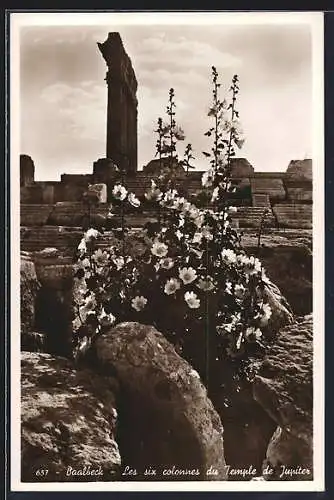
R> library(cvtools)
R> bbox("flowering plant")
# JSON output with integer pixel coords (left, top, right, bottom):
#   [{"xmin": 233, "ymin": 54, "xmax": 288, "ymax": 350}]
[{"xmin": 72, "ymin": 68, "xmax": 273, "ymax": 388}]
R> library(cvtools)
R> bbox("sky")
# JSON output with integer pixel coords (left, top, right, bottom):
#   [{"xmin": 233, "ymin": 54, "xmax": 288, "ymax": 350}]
[{"xmin": 19, "ymin": 20, "xmax": 313, "ymax": 181}]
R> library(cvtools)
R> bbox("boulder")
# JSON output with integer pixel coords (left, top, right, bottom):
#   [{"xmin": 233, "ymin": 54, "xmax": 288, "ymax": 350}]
[
  {"xmin": 261, "ymin": 278, "xmax": 294, "ymax": 335},
  {"xmin": 94, "ymin": 322, "xmax": 227, "ymax": 480},
  {"xmin": 21, "ymin": 351, "xmax": 121, "ymax": 482},
  {"xmin": 253, "ymin": 315, "xmax": 313, "ymax": 480},
  {"xmin": 20, "ymin": 253, "xmax": 40, "ymax": 337}
]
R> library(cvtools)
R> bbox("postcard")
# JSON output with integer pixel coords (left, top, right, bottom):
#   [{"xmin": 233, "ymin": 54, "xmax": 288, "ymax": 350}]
[{"xmin": 10, "ymin": 10, "xmax": 324, "ymax": 492}]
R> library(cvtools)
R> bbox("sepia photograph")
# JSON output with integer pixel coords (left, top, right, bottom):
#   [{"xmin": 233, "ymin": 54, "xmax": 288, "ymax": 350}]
[{"xmin": 10, "ymin": 11, "xmax": 324, "ymax": 492}]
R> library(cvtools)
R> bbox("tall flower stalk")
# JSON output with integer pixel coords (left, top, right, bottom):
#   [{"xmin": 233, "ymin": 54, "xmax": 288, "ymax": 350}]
[
  {"xmin": 183, "ymin": 143, "xmax": 195, "ymax": 176},
  {"xmin": 167, "ymin": 88, "xmax": 176, "ymax": 169}
]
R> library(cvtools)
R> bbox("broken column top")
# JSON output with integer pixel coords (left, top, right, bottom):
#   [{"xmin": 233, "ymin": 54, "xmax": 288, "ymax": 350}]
[{"xmin": 98, "ymin": 32, "xmax": 137, "ymax": 91}]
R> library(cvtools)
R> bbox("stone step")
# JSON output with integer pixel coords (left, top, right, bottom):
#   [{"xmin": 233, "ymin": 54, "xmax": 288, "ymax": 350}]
[
  {"xmin": 273, "ymin": 204, "xmax": 312, "ymax": 229},
  {"xmin": 20, "ymin": 205, "xmax": 54, "ymax": 226},
  {"xmin": 252, "ymin": 194, "xmax": 271, "ymax": 207}
]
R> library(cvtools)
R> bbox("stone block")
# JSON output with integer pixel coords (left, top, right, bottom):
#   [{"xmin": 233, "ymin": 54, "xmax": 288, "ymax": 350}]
[{"xmin": 21, "ymin": 352, "xmax": 120, "ymax": 481}]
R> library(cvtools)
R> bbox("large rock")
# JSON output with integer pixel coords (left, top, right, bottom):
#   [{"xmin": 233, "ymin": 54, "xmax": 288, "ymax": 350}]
[
  {"xmin": 21, "ymin": 351, "xmax": 121, "ymax": 482},
  {"xmin": 253, "ymin": 315, "xmax": 313, "ymax": 480},
  {"xmin": 20, "ymin": 253, "xmax": 40, "ymax": 337},
  {"xmin": 261, "ymin": 278, "xmax": 294, "ymax": 335},
  {"xmin": 94, "ymin": 322, "xmax": 226, "ymax": 480}
]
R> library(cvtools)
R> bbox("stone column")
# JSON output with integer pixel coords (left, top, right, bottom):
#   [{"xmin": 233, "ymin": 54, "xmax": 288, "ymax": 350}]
[{"xmin": 98, "ymin": 32, "xmax": 138, "ymax": 175}]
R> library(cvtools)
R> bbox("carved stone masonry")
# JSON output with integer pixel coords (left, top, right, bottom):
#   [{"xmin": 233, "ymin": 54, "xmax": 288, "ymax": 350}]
[{"xmin": 98, "ymin": 32, "xmax": 138, "ymax": 176}]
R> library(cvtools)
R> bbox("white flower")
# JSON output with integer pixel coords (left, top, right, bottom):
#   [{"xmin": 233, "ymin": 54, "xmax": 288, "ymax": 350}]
[
  {"xmin": 202, "ymin": 168, "xmax": 215, "ymax": 188},
  {"xmin": 112, "ymin": 184, "xmax": 128, "ymax": 201},
  {"xmin": 246, "ymin": 327, "xmax": 262, "ymax": 340},
  {"xmin": 79, "ymin": 293, "xmax": 97, "ymax": 319},
  {"xmin": 128, "ymin": 192, "xmax": 141, "ymax": 207},
  {"xmin": 184, "ymin": 291, "xmax": 201, "ymax": 309},
  {"xmin": 113, "ymin": 256, "xmax": 125, "ymax": 270},
  {"xmin": 164, "ymin": 278, "xmax": 181, "ymax": 295},
  {"xmin": 159, "ymin": 257, "xmax": 174, "ymax": 270},
  {"xmin": 99, "ymin": 309, "xmax": 116, "ymax": 327},
  {"xmin": 259, "ymin": 303, "xmax": 272, "ymax": 326},
  {"xmin": 179, "ymin": 267, "xmax": 197, "ymax": 285},
  {"xmin": 92, "ymin": 248, "xmax": 109, "ymax": 266},
  {"xmin": 145, "ymin": 184, "xmax": 163, "ymax": 201},
  {"xmin": 162, "ymin": 189, "xmax": 178, "ymax": 205},
  {"xmin": 188, "ymin": 206, "xmax": 200, "ymax": 220},
  {"xmin": 237, "ymin": 254, "xmax": 249, "ymax": 266},
  {"xmin": 225, "ymin": 281, "xmax": 233, "ymax": 294},
  {"xmin": 78, "ymin": 238, "xmax": 87, "ymax": 255},
  {"xmin": 178, "ymin": 215, "xmax": 185, "ymax": 228},
  {"xmin": 197, "ymin": 277, "xmax": 215, "ymax": 292},
  {"xmin": 80, "ymin": 257, "xmax": 90, "ymax": 268},
  {"xmin": 84, "ymin": 228, "xmax": 100, "ymax": 242},
  {"xmin": 151, "ymin": 241, "xmax": 168, "ymax": 257},
  {"xmin": 192, "ymin": 213, "xmax": 205, "ymax": 229},
  {"xmin": 255, "ymin": 328, "xmax": 262, "ymax": 339},
  {"xmin": 243, "ymin": 256, "xmax": 262, "ymax": 275},
  {"xmin": 192, "ymin": 232, "xmax": 203, "ymax": 244},
  {"xmin": 131, "ymin": 295, "xmax": 148, "ymax": 312},
  {"xmin": 211, "ymin": 186, "xmax": 219, "ymax": 203},
  {"xmin": 236, "ymin": 332, "xmax": 243, "ymax": 350},
  {"xmin": 221, "ymin": 248, "xmax": 237, "ymax": 265},
  {"xmin": 201, "ymin": 225, "xmax": 213, "ymax": 241},
  {"xmin": 175, "ymin": 230, "xmax": 183, "ymax": 240},
  {"xmin": 218, "ymin": 322, "xmax": 233, "ymax": 334},
  {"xmin": 228, "ymin": 206, "xmax": 238, "ymax": 214},
  {"xmin": 172, "ymin": 196, "xmax": 186, "ymax": 210},
  {"xmin": 234, "ymin": 284, "xmax": 246, "ymax": 299},
  {"xmin": 181, "ymin": 201, "xmax": 192, "ymax": 215}
]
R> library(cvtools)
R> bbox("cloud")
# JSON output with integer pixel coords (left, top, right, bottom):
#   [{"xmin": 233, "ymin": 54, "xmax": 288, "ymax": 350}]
[{"xmin": 135, "ymin": 34, "xmax": 241, "ymax": 70}]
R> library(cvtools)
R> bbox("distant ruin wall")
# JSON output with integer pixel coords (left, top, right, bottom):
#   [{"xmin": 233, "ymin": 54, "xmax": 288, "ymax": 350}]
[{"xmin": 20, "ymin": 155, "xmax": 35, "ymax": 187}]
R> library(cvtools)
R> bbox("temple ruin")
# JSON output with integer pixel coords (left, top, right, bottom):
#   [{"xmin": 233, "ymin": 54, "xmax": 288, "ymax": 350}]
[{"xmin": 20, "ymin": 31, "xmax": 313, "ymax": 249}]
